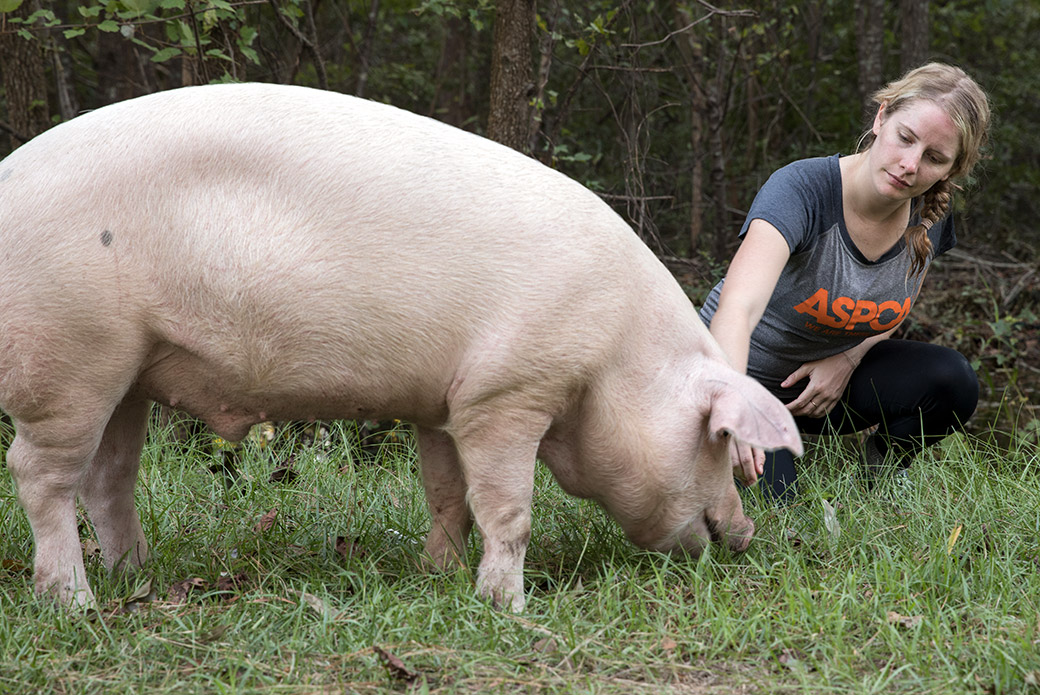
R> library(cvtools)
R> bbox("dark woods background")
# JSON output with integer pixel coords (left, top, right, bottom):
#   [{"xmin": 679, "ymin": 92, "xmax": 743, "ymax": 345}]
[{"xmin": 1, "ymin": 0, "xmax": 1037, "ymax": 437}]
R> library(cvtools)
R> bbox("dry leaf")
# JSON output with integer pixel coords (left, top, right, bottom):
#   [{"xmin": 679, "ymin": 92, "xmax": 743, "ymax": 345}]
[
  {"xmin": 254, "ymin": 508, "xmax": 278, "ymax": 533},
  {"xmin": 125, "ymin": 578, "xmax": 155, "ymax": 604},
  {"xmin": 822, "ymin": 498, "xmax": 841, "ymax": 542},
  {"xmin": 532, "ymin": 637, "xmax": 559, "ymax": 653},
  {"xmin": 374, "ymin": 646, "xmax": 419, "ymax": 684},
  {"xmin": 293, "ymin": 589, "xmax": 330, "ymax": 616},
  {"xmin": 336, "ymin": 536, "xmax": 366, "ymax": 560},
  {"xmin": 200, "ymin": 624, "xmax": 230, "ymax": 643},
  {"xmin": 886, "ymin": 611, "xmax": 923, "ymax": 629},
  {"xmin": 82, "ymin": 539, "xmax": 101, "ymax": 558},
  {"xmin": 1, "ymin": 558, "xmax": 29, "ymax": 575},
  {"xmin": 168, "ymin": 577, "xmax": 207, "ymax": 604},
  {"xmin": 946, "ymin": 524, "xmax": 963, "ymax": 555},
  {"xmin": 216, "ymin": 572, "xmax": 250, "ymax": 595}
]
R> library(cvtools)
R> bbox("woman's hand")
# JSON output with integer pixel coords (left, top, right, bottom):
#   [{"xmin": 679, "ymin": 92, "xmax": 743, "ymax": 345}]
[
  {"xmin": 729, "ymin": 436, "xmax": 765, "ymax": 485},
  {"xmin": 783, "ymin": 352, "xmax": 857, "ymax": 418}
]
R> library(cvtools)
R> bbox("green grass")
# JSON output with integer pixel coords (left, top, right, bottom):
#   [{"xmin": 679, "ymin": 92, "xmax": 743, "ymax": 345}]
[{"xmin": 1, "ymin": 418, "xmax": 1039, "ymax": 694}]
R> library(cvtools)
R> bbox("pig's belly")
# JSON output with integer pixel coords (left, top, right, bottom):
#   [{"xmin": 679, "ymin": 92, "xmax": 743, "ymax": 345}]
[{"xmin": 132, "ymin": 341, "xmax": 451, "ymax": 441}]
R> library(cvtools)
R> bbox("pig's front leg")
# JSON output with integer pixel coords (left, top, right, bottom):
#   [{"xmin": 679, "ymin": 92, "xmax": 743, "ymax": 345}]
[
  {"xmin": 78, "ymin": 398, "xmax": 151, "ymax": 577},
  {"xmin": 417, "ymin": 426, "xmax": 473, "ymax": 570},
  {"xmin": 449, "ymin": 407, "xmax": 550, "ymax": 613},
  {"xmin": 7, "ymin": 425, "xmax": 104, "ymax": 609}
]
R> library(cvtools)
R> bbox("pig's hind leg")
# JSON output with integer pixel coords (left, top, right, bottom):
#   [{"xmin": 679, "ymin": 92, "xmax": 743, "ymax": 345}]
[
  {"xmin": 447, "ymin": 406, "xmax": 551, "ymax": 613},
  {"xmin": 417, "ymin": 425, "xmax": 473, "ymax": 570},
  {"xmin": 77, "ymin": 398, "xmax": 151, "ymax": 579}
]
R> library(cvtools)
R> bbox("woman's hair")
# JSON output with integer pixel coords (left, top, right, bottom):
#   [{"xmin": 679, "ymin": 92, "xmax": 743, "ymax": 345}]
[{"xmin": 858, "ymin": 62, "xmax": 991, "ymax": 277}]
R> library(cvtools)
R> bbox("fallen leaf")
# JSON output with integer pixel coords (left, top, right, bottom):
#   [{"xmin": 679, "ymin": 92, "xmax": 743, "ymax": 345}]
[
  {"xmin": 292, "ymin": 589, "xmax": 331, "ymax": 616},
  {"xmin": 822, "ymin": 498, "xmax": 841, "ymax": 543},
  {"xmin": 200, "ymin": 624, "xmax": 230, "ymax": 643},
  {"xmin": 946, "ymin": 524, "xmax": 963, "ymax": 555},
  {"xmin": 216, "ymin": 572, "xmax": 250, "ymax": 595},
  {"xmin": 886, "ymin": 611, "xmax": 923, "ymax": 629},
  {"xmin": 168, "ymin": 577, "xmax": 207, "ymax": 604},
  {"xmin": 532, "ymin": 637, "xmax": 558, "ymax": 654},
  {"xmin": 82, "ymin": 539, "xmax": 101, "ymax": 558},
  {"xmin": 1, "ymin": 558, "xmax": 29, "ymax": 575},
  {"xmin": 254, "ymin": 508, "xmax": 278, "ymax": 533},
  {"xmin": 336, "ymin": 536, "xmax": 366, "ymax": 560},
  {"xmin": 125, "ymin": 578, "xmax": 155, "ymax": 604},
  {"xmin": 374, "ymin": 645, "xmax": 419, "ymax": 684}
]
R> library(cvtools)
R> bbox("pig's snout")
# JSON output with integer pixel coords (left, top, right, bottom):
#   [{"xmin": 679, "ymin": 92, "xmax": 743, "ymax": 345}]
[{"xmin": 661, "ymin": 506, "xmax": 755, "ymax": 557}]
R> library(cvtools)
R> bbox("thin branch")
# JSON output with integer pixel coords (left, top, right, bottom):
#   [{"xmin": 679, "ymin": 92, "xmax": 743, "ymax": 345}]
[
  {"xmin": 0, "ymin": 119, "xmax": 30, "ymax": 143},
  {"xmin": 187, "ymin": 2, "xmax": 209, "ymax": 83},
  {"xmin": 268, "ymin": 0, "xmax": 327, "ymax": 89},
  {"xmin": 621, "ymin": 1, "xmax": 756, "ymax": 49},
  {"xmin": 776, "ymin": 81, "xmax": 824, "ymax": 144}
]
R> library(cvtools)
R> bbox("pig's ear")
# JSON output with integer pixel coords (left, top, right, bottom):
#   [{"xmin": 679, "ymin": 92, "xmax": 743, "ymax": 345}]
[{"xmin": 705, "ymin": 371, "xmax": 803, "ymax": 456}]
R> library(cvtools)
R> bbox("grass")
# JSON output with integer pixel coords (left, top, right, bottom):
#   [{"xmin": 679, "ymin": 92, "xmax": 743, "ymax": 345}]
[{"xmin": 1, "ymin": 417, "xmax": 1039, "ymax": 694}]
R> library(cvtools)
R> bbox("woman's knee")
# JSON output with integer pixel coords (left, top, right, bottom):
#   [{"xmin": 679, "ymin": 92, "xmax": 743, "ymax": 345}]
[{"xmin": 929, "ymin": 347, "xmax": 979, "ymax": 425}]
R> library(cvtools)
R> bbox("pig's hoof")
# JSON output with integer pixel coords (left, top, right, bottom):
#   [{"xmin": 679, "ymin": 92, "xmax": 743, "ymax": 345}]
[
  {"xmin": 36, "ymin": 581, "xmax": 98, "ymax": 613},
  {"xmin": 476, "ymin": 572, "xmax": 526, "ymax": 612}
]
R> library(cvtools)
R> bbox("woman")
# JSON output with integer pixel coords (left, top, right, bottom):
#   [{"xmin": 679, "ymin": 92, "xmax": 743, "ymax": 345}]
[{"xmin": 699, "ymin": 63, "xmax": 991, "ymax": 501}]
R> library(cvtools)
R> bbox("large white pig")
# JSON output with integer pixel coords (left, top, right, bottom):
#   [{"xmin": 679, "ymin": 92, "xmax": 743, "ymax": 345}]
[{"xmin": 0, "ymin": 84, "xmax": 801, "ymax": 612}]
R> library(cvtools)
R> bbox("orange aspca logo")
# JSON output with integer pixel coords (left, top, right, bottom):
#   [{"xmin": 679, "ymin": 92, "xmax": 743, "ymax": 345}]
[{"xmin": 793, "ymin": 288, "xmax": 911, "ymax": 331}]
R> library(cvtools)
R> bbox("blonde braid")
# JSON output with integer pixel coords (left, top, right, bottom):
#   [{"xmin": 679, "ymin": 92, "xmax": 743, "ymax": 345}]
[{"xmin": 904, "ymin": 178, "xmax": 956, "ymax": 277}]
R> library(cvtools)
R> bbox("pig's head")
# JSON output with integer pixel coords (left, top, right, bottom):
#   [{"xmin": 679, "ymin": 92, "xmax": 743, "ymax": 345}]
[{"xmin": 560, "ymin": 359, "xmax": 802, "ymax": 558}]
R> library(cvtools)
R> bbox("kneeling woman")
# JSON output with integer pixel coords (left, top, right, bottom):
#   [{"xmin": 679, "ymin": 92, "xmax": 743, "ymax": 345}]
[{"xmin": 700, "ymin": 62, "xmax": 991, "ymax": 500}]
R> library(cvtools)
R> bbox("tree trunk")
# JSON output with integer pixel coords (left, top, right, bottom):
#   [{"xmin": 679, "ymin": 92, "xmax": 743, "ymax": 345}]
[
  {"xmin": 708, "ymin": 18, "xmax": 729, "ymax": 263},
  {"xmin": 429, "ymin": 16, "xmax": 470, "ymax": 127},
  {"xmin": 674, "ymin": 5, "xmax": 706, "ymax": 254},
  {"xmin": 354, "ymin": 0, "xmax": 380, "ymax": 97},
  {"xmin": 487, "ymin": 0, "xmax": 534, "ymax": 152},
  {"xmin": 855, "ymin": 0, "xmax": 885, "ymax": 117},
  {"xmin": 0, "ymin": 0, "xmax": 51, "ymax": 151},
  {"xmin": 530, "ymin": 0, "xmax": 558, "ymax": 159},
  {"xmin": 899, "ymin": 0, "xmax": 929, "ymax": 73}
]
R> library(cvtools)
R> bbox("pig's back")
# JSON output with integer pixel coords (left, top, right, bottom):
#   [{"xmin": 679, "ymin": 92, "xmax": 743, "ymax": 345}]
[{"xmin": 0, "ymin": 84, "xmax": 684, "ymax": 426}]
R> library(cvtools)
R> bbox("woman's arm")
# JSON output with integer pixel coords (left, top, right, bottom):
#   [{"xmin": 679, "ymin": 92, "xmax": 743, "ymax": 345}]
[
  {"xmin": 708, "ymin": 218, "xmax": 791, "ymax": 484},
  {"xmin": 709, "ymin": 218, "xmax": 791, "ymax": 371}
]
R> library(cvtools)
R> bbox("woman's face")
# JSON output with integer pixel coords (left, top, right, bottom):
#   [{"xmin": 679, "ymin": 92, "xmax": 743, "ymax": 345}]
[{"xmin": 869, "ymin": 99, "xmax": 961, "ymax": 201}]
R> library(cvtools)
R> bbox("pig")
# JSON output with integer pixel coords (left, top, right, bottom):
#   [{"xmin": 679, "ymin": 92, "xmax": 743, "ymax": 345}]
[{"xmin": 0, "ymin": 83, "xmax": 802, "ymax": 612}]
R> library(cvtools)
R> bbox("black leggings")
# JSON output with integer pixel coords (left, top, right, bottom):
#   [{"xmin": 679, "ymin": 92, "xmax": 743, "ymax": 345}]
[{"xmin": 762, "ymin": 339, "xmax": 979, "ymax": 501}]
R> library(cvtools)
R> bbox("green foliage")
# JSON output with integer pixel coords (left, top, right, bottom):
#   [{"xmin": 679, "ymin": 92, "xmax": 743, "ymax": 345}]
[
  {"xmin": 0, "ymin": 424, "xmax": 1039, "ymax": 691},
  {"xmin": 2, "ymin": 0, "xmax": 1034, "ymax": 258},
  {"xmin": 415, "ymin": 0, "xmax": 493, "ymax": 30}
]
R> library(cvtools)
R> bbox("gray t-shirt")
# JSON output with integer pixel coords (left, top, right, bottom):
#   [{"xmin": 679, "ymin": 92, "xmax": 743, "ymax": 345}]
[{"xmin": 699, "ymin": 154, "xmax": 955, "ymax": 400}]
